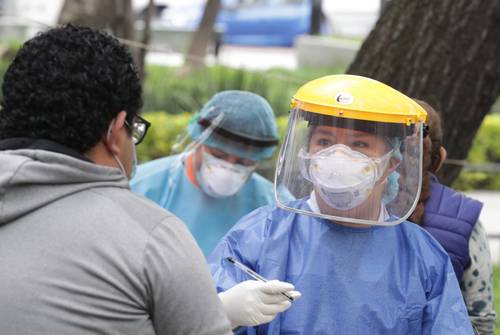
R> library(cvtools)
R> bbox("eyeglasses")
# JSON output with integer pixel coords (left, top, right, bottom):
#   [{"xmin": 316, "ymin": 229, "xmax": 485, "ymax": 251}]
[{"xmin": 125, "ymin": 115, "xmax": 151, "ymax": 145}]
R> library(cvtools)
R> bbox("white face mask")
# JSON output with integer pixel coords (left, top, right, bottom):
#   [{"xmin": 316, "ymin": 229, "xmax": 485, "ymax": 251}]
[
  {"xmin": 197, "ymin": 150, "xmax": 256, "ymax": 198},
  {"xmin": 300, "ymin": 144, "xmax": 392, "ymax": 210}
]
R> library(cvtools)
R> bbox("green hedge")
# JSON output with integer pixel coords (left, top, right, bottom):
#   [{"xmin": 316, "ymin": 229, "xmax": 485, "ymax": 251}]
[
  {"xmin": 493, "ymin": 266, "xmax": 500, "ymax": 334},
  {"xmin": 453, "ymin": 114, "xmax": 500, "ymax": 190},
  {"xmin": 136, "ymin": 111, "xmax": 193, "ymax": 162},
  {"xmin": 143, "ymin": 65, "xmax": 344, "ymax": 117}
]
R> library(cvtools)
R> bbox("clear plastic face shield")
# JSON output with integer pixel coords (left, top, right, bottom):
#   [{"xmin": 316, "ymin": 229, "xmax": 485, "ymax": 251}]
[
  {"xmin": 166, "ymin": 112, "xmax": 277, "ymax": 199},
  {"xmin": 275, "ymin": 108, "xmax": 425, "ymax": 226}
]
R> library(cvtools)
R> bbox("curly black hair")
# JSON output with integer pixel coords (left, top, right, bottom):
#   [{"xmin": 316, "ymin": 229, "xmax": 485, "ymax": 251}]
[{"xmin": 0, "ymin": 24, "xmax": 143, "ymax": 153}]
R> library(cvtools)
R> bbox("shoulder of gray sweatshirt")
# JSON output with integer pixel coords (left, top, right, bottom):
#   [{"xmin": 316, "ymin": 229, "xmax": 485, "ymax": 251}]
[{"xmin": 0, "ymin": 149, "xmax": 232, "ymax": 335}]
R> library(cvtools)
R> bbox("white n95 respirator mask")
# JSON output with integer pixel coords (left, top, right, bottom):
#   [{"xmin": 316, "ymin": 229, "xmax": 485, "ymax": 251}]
[
  {"xmin": 197, "ymin": 151, "xmax": 256, "ymax": 198},
  {"xmin": 299, "ymin": 144, "xmax": 392, "ymax": 210}
]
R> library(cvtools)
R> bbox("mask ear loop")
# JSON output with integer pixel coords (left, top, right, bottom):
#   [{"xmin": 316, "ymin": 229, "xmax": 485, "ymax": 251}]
[
  {"xmin": 376, "ymin": 137, "xmax": 403, "ymax": 179},
  {"xmin": 374, "ymin": 150, "xmax": 394, "ymax": 180},
  {"xmin": 106, "ymin": 118, "xmax": 128, "ymax": 178}
]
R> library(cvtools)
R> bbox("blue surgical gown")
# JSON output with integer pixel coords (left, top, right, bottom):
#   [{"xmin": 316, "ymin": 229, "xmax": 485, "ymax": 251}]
[
  {"xmin": 130, "ymin": 154, "xmax": 276, "ymax": 256},
  {"xmin": 208, "ymin": 199, "xmax": 474, "ymax": 334}
]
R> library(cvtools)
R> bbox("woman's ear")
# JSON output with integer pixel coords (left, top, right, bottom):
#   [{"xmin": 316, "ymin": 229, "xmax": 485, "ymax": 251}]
[
  {"xmin": 435, "ymin": 146, "xmax": 447, "ymax": 172},
  {"xmin": 387, "ymin": 156, "xmax": 401, "ymax": 174}
]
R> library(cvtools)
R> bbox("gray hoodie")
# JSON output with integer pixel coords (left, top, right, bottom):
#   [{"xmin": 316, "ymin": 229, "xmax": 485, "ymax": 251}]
[{"xmin": 0, "ymin": 149, "xmax": 232, "ymax": 335}]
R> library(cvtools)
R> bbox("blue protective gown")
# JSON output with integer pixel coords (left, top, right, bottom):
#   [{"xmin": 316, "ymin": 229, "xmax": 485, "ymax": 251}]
[
  {"xmin": 130, "ymin": 154, "xmax": 276, "ymax": 256},
  {"xmin": 208, "ymin": 199, "xmax": 474, "ymax": 334}
]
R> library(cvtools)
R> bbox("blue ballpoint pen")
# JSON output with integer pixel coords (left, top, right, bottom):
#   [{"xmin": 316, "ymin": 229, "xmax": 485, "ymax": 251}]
[{"xmin": 225, "ymin": 256, "xmax": 295, "ymax": 302}]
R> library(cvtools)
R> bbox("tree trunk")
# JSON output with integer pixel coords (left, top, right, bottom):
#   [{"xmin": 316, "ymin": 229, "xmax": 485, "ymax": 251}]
[
  {"xmin": 348, "ymin": 0, "xmax": 500, "ymax": 185},
  {"xmin": 59, "ymin": 0, "xmax": 141, "ymax": 72},
  {"xmin": 379, "ymin": 0, "xmax": 392, "ymax": 15},
  {"xmin": 137, "ymin": 0, "xmax": 155, "ymax": 82},
  {"xmin": 309, "ymin": 0, "xmax": 322, "ymax": 35},
  {"xmin": 59, "ymin": 0, "xmax": 133, "ymax": 39},
  {"xmin": 183, "ymin": 0, "xmax": 221, "ymax": 72},
  {"xmin": 58, "ymin": 0, "xmax": 114, "ymax": 29},
  {"xmin": 109, "ymin": 0, "xmax": 134, "ymax": 41}
]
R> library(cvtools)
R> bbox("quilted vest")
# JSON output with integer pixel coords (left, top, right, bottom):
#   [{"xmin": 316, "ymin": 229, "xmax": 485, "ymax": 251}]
[{"xmin": 421, "ymin": 175, "xmax": 482, "ymax": 282}]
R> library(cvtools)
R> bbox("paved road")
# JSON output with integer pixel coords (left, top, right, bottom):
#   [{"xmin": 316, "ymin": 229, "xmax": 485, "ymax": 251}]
[
  {"xmin": 465, "ymin": 191, "xmax": 500, "ymax": 263},
  {"xmin": 146, "ymin": 45, "xmax": 297, "ymax": 70}
]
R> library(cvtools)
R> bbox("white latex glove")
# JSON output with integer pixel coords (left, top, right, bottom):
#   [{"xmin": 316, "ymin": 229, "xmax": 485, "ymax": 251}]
[{"xmin": 218, "ymin": 280, "xmax": 301, "ymax": 329}]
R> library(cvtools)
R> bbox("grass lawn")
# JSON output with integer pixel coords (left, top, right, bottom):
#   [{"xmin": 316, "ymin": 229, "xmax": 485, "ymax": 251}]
[{"xmin": 493, "ymin": 267, "xmax": 500, "ymax": 333}]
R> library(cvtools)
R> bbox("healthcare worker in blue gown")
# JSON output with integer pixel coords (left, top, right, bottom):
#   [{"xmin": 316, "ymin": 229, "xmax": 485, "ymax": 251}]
[
  {"xmin": 131, "ymin": 90, "xmax": 283, "ymax": 256},
  {"xmin": 208, "ymin": 75, "xmax": 475, "ymax": 334}
]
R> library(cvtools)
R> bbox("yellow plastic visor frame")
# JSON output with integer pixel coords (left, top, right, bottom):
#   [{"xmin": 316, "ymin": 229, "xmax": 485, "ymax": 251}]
[{"xmin": 291, "ymin": 98, "xmax": 427, "ymax": 126}]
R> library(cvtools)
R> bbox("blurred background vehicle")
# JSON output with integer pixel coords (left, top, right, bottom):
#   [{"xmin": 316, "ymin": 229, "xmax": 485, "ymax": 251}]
[
  {"xmin": 135, "ymin": 0, "xmax": 329, "ymax": 47},
  {"xmin": 0, "ymin": 0, "xmax": 380, "ymax": 53}
]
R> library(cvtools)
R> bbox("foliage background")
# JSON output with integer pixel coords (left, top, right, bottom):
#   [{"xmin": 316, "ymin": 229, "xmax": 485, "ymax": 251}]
[{"xmin": 494, "ymin": 266, "xmax": 500, "ymax": 334}]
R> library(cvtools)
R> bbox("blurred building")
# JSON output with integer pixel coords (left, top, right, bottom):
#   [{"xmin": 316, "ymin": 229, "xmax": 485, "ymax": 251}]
[
  {"xmin": 0, "ymin": 0, "xmax": 63, "ymax": 40},
  {"xmin": 323, "ymin": 0, "xmax": 380, "ymax": 37}
]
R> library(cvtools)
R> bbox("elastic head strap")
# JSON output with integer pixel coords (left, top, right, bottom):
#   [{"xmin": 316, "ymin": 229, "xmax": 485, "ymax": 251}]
[{"xmin": 198, "ymin": 117, "xmax": 279, "ymax": 148}]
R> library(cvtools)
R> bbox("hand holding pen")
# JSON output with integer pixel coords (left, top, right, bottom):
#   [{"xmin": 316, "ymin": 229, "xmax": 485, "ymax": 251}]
[
  {"xmin": 226, "ymin": 256, "xmax": 297, "ymax": 302},
  {"xmin": 218, "ymin": 257, "xmax": 301, "ymax": 329}
]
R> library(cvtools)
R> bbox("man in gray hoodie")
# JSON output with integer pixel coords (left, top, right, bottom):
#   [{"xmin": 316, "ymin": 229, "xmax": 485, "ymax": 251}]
[{"xmin": 0, "ymin": 25, "xmax": 232, "ymax": 334}]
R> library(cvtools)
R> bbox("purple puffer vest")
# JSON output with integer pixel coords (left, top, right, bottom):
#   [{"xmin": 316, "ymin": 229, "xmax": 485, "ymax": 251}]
[{"xmin": 421, "ymin": 175, "xmax": 483, "ymax": 282}]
